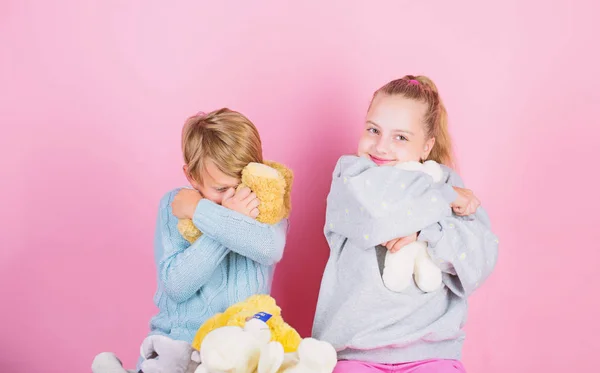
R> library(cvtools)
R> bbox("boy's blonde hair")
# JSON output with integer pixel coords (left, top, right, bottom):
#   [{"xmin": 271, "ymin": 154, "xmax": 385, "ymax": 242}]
[{"xmin": 181, "ymin": 108, "xmax": 263, "ymax": 183}]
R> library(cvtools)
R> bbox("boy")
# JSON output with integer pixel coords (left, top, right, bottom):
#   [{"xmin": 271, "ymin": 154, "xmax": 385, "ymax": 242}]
[{"xmin": 140, "ymin": 108, "xmax": 288, "ymax": 369}]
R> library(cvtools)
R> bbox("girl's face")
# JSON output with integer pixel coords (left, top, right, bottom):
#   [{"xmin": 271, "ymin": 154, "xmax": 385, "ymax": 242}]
[
  {"xmin": 184, "ymin": 159, "xmax": 240, "ymax": 204},
  {"xmin": 358, "ymin": 94, "xmax": 435, "ymax": 166}
]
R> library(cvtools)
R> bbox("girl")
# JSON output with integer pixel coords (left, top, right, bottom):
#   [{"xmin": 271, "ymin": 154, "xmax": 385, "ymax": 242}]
[{"xmin": 312, "ymin": 76, "xmax": 499, "ymax": 373}]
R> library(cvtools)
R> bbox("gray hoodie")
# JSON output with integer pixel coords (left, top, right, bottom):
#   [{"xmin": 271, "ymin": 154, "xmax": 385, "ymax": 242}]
[{"xmin": 312, "ymin": 155, "xmax": 499, "ymax": 364}]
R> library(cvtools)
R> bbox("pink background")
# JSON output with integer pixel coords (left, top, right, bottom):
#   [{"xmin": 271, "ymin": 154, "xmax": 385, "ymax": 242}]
[{"xmin": 1, "ymin": 1, "xmax": 599, "ymax": 372}]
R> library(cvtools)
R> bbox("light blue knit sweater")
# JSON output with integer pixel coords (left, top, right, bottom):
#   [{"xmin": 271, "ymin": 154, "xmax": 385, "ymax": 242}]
[{"xmin": 145, "ymin": 187, "xmax": 288, "ymax": 344}]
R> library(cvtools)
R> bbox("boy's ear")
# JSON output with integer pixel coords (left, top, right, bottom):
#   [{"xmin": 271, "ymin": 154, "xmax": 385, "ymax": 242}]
[
  {"xmin": 183, "ymin": 164, "xmax": 191, "ymax": 182},
  {"xmin": 183, "ymin": 165, "xmax": 202, "ymax": 190}
]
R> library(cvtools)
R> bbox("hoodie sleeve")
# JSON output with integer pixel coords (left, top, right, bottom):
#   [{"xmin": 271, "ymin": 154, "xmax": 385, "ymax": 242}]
[
  {"xmin": 417, "ymin": 167, "xmax": 499, "ymax": 297},
  {"xmin": 325, "ymin": 155, "xmax": 457, "ymax": 249}
]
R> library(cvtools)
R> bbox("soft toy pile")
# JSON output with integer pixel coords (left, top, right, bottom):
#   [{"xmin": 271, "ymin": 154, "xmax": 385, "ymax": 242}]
[
  {"xmin": 91, "ymin": 295, "xmax": 337, "ymax": 373},
  {"xmin": 195, "ymin": 302, "xmax": 337, "ymax": 373},
  {"xmin": 381, "ymin": 160, "xmax": 445, "ymax": 293}
]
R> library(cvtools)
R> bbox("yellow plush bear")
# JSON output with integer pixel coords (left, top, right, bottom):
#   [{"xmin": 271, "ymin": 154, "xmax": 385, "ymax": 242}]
[
  {"xmin": 192, "ymin": 294, "xmax": 302, "ymax": 354},
  {"xmin": 177, "ymin": 160, "xmax": 293, "ymax": 243}
]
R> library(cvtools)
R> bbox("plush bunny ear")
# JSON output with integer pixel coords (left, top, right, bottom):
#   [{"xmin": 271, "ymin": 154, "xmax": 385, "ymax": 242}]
[
  {"xmin": 422, "ymin": 160, "xmax": 444, "ymax": 183},
  {"xmin": 394, "ymin": 160, "xmax": 424, "ymax": 172},
  {"xmin": 395, "ymin": 160, "xmax": 443, "ymax": 184}
]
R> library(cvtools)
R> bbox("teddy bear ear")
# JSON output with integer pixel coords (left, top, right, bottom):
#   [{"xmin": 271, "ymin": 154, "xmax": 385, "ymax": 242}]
[{"xmin": 263, "ymin": 160, "xmax": 294, "ymax": 216}]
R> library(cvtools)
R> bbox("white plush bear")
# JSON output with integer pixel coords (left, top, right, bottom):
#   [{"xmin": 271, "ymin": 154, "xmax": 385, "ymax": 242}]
[
  {"xmin": 197, "ymin": 314, "xmax": 337, "ymax": 373},
  {"xmin": 195, "ymin": 316, "xmax": 272, "ymax": 373},
  {"xmin": 381, "ymin": 160, "xmax": 444, "ymax": 293}
]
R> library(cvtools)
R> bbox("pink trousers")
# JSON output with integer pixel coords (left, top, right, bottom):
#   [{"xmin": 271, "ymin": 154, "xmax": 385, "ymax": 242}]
[{"xmin": 333, "ymin": 359, "xmax": 466, "ymax": 373}]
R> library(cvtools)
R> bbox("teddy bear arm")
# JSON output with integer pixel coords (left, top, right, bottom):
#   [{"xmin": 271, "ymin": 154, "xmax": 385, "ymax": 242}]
[{"xmin": 177, "ymin": 218, "xmax": 202, "ymax": 244}]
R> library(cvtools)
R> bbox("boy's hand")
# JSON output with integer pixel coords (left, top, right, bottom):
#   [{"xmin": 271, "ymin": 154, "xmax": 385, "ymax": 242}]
[
  {"xmin": 222, "ymin": 186, "xmax": 260, "ymax": 218},
  {"xmin": 384, "ymin": 233, "xmax": 418, "ymax": 253},
  {"xmin": 451, "ymin": 187, "xmax": 480, "ymax": 216},
  {"xmin": 172, "ymin": 189, "xmax": 202, "ymax": 219}
]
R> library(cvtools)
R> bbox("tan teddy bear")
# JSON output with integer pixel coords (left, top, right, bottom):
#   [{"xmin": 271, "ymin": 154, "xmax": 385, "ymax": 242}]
[{"xmin": 176, "ymin": 160, "xmax": 293, "ymax": 243}]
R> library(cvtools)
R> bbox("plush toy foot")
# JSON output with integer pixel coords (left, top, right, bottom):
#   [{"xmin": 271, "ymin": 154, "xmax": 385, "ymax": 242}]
[
  {"xmin": 414, "ymin": 248, "xmax": 443, "ymax": 292},
  {"xmin": 289, "ymin": 338, "xmax": 338, "ymax": 373},
  {"xmin": 92, "ymin": 352, "xmax": 136, "ymax": 373},
  {"xmin": 258, "ymin": 341, "xmax": 285, "ymax": 373},
  {"xmin": 382, "ymin": 258, "xmax": 413, "ymax": 292},
  {"xmin": 382, "ymin": 242, "xmax": 421, "ymax": 292}
]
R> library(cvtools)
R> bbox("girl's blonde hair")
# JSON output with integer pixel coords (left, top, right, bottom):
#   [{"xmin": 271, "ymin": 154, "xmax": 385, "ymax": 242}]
[
  {"xmin": 181, "ymin": 108, "xmax": 263, "ymax": 182},
  {"xmin": 372, "ymin": 75, "xmax": 454, "ymax": 167}
]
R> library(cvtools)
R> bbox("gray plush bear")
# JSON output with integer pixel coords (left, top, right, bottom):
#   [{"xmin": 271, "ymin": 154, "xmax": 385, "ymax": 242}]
[{"xmin": 92, "ymin": 335, "xmax": 200, "ymax": 373}]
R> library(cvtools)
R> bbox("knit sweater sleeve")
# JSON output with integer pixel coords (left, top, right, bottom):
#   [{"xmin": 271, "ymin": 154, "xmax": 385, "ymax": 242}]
[
  {"xmin": 191, "ymin": 199, "xmax": 287, "ymax": 266},
  {"xmin": 417, "ymin": 168, "xmax": 499, "ymax": 298},
  {"xmin": 154, "ymin": 190, "xmax": 229, "ymax": 303},
  {"xmin": 325, "ymin": 155, "xmax": 457, "ymax": 249}
]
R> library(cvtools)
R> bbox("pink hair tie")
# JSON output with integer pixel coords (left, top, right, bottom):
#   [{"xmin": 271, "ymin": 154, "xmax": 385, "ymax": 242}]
[{"xmin": 408, "ymin": 79, "xmax": 419, "ymax": 85}]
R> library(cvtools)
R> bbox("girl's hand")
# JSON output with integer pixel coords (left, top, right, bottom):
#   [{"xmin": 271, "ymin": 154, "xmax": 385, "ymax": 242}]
[
  {"xmin": 451, "ymin": 187, "xmax": 480, "ymax": 216},
  {"xmin": 384, "ymin": 233, "xmax": 418, "ymax": 253},
  {"xmin": 222, "ymin": 186, "xmax": 260, "ymax": 218},
  {"xmin": 172, "ymin": 189, "xmax": 203, "ymax": 219}
]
